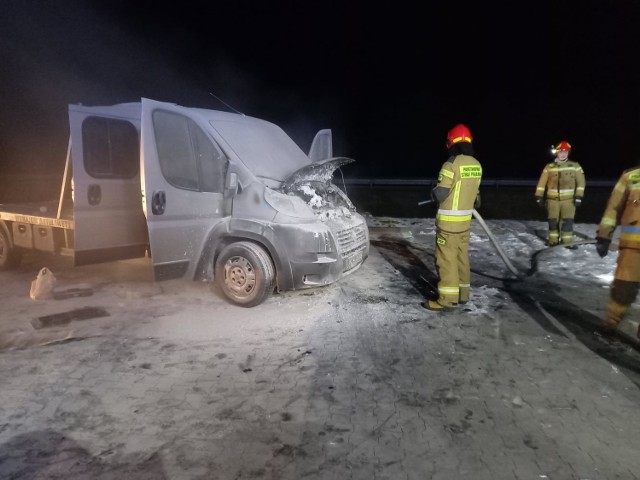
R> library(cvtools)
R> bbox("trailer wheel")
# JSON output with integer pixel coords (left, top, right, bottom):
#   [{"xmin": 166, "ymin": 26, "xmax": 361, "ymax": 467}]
[
  {"xmin": 215, "ymin": 241, "xmax": 275, "ymax": 307},
  {"xmin": 0, "ymin": 228, "xmax": 22, "ymax": 270}
]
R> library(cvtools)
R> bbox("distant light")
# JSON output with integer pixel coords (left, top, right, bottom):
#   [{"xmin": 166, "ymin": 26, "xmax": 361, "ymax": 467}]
[{"xmin": 550, "ymin": 148, "xmax": 557, "ymax": 155}]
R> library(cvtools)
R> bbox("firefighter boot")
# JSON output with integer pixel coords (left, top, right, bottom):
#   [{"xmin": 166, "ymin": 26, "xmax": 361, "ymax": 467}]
[
  {"xmin": 601, "ymin": 317, "xmax": 618, "ymax": 336},
  {"xmin": 602, "ymin": 299, "xmax": 626, "ymax": 335},
  {"xmin": 459, "ymin": 285, "xmax": 470, "ymax": 305},
  {"xmin": 547, "ymin": 219, "xmax": 559, "ymax": 246},
  {"xmin": 421, "ymin": 300, "xmax": 455, "ymax": 312}
]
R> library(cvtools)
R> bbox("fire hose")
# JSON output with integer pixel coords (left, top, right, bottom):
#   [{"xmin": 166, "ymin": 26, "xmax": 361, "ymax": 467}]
[
  {"xmin": 472, "ymin": 208, "xmax": 602, "ymax": 278},
  {"xmin": 471, "ymin": 209, "xmax": 523, "ymax": 278},
  {"xmin": 418, "ymin": 199, "xmax": 600, "ymax": 279}
]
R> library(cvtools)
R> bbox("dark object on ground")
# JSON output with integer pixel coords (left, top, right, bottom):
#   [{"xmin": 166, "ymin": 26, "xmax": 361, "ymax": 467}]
[
  {"xmin": 52, "ymin": 283, "xmax": 94, "ymax": 300},
  {"xmin": 31, "ymin": 306, "xmax": 109, "ymax": 329}
]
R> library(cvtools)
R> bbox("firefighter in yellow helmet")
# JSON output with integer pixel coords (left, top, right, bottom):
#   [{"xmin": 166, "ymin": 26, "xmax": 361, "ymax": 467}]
[
  {"xmin": 595, "ymin": 165, "xmax": 640, "ymax": 339},
  {"xmin": 535, "ymin": 141, "xmax": 586, "ymax": 246},
  {"xmin": 424, "ymin": 123, "xmax": 482, "ymax": 311}
]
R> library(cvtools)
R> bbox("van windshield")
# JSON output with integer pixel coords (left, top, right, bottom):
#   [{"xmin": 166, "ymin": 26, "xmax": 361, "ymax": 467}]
[{"xmin": 210, "ymin": 118, "xmax": 311, "ymax": 182}]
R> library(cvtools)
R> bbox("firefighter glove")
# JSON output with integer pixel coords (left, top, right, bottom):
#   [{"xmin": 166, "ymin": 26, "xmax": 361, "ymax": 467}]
[
  {"xmin": 574, "ymin": 197, "xmax": 582, "ymax": 207},
  {"xmin": 535, "ymin": 197, "xmax": 544, "ymax": 208},
  {"xmin": 595, "ymin": 237, "xmax": 611, "ymax": 258}
]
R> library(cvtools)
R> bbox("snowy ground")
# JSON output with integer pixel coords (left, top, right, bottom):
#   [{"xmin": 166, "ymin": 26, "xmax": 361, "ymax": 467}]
[
  {"xmin": 0, "ymin": 214, "xmax": 637, "ymax": 359},
  {"xmin": 1, "ymin": 216, "xmax": 639, "ymax": 479},
  {"xmin": 365, "ymin": 214, "xmax": 638, "ymax": 344}
]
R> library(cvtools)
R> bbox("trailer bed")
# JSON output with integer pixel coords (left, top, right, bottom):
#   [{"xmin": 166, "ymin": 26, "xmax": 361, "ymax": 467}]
[{"xmin": 0, "ymin": 201, "xmax": 74, "ymax": 229}]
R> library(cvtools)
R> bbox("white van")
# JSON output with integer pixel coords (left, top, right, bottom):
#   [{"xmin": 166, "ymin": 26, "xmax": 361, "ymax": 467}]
[{"xmin": 0, "ymin": 98, "xmax": 370, "ymax": 307}]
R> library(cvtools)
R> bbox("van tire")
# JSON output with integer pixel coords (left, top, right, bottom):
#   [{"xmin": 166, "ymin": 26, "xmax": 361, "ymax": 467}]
[
  {"xmin": 215, "ymin": 241, "xmax": 275, "ymax": 307},
  {"xmin": 0, "ymin": 228, "xmax": 22, "ymax": 270}
]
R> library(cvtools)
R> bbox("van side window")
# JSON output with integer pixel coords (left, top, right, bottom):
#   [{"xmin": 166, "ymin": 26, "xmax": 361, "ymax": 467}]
[
  {"xmin": 82, "ymin": 117, "xmax": 138, "ymax": 178},
  {"xmin": 153, "ymin": 110, "xmax": 228, "ymax": 193}
]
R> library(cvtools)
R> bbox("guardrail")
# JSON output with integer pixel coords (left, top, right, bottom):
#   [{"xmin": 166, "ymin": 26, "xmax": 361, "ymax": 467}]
[
  {"xmin": 337, "ymin": 178, "xmax": 617, "ymax": 221},
  {"xmin": 339, "ymin": 178, "xmax": 617, "ymax": 188}
]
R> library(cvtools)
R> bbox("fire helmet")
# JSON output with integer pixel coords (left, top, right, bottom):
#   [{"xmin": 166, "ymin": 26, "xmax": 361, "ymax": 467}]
[
  {"xmin": 554, "ymin": 140, "xmax": 571, "ymax": 152},
  {"xmin": 447, "ymin": 124, "xmax": 473, "ymax": 148}
]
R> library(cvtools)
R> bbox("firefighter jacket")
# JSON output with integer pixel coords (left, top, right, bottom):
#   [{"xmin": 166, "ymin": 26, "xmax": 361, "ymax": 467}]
[
  {"xmin": 597, "ymin": 167, "xmax": 640, "ymax": 250},
  {"xmin": 535, "ymin": 160, "xmax": 586, "ymax": 201},
  {"xmin": 435, "ymin": 154, "xmax": 482, "ymax": 233}
]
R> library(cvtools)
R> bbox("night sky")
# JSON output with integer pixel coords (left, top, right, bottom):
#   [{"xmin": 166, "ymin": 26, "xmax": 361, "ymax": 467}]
[{"xmin": 1, "ymin": 0, "xmax": 640, "ymax": 180}]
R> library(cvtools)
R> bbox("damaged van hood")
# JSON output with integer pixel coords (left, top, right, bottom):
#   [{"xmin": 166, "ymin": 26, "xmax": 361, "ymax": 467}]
[
  {"xmin": 280, "ymin": 157, "xmax": 357, "ymax": 220},
  {"xmin": 281, "ymin": 157, "xmax": 354, "ymax": 190}
]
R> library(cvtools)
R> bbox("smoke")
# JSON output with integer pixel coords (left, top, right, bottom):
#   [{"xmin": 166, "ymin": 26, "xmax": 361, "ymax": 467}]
[
  {"xmin": 0, "ymin": 2, "xmax": 274, "ymax": 173},
  {"xmin": 1, "ymin": 3, "xmax": 347, "ymax": 176}
]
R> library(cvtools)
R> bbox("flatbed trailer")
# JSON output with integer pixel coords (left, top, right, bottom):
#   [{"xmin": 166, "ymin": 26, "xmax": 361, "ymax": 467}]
[{"xmin": 0, "ymin": 143, "xmax": 77, "ymax": 266}]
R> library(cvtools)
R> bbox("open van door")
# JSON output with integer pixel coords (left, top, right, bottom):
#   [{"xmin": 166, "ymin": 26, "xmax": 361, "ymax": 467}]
[
  {"xmin": 140, "ymin": 98, "xmax": 231, "ymax": 281},
  {"xmin": 68, "ymin": 103, "xmax": 148, "ymax": 266}
]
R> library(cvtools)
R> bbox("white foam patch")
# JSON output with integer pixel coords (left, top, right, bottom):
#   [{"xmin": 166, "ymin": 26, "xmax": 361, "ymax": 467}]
[
  {"xmin": 461, "ymin": 285, "xmax": 501, "ymax": 315},
  {"xmin": 595, "ymin": 273, "xmax": 614, "ymax": 283}
]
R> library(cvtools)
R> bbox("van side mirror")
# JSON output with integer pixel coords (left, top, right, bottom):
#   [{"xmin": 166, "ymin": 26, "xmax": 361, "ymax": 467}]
[{"xmin": 226, "ymin": 172, "xmax": 238, "ymax": 192}]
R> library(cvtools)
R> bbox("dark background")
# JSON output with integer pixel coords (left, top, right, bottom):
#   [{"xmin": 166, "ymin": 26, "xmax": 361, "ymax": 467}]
[{"xmin": 1, "ymin": 0, "xmax": 640, "ymax": 181}]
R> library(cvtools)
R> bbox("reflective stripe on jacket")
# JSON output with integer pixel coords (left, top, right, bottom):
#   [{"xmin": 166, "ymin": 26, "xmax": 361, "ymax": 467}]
[
  {"xmin": 535, "ymin": 161, "xmax": 586, "ymax": 200},
  {"xmin": 435, "ymin": 154, "xmax": 482, "ymax": 233},
  {"xmin": 597, "ymin": 167, "xmax": 640, "ymax": 249}
]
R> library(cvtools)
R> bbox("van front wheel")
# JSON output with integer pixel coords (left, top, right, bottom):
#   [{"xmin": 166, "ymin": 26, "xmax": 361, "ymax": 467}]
[{"xmin": 215, "ymin": 241, "xmax": 275, "ymax": 307}]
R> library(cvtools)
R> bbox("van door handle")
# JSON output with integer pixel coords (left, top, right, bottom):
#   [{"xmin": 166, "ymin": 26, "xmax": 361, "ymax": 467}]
[
  {"xmin": 151, "ymin": 191, "xmax": 166, "ymax": 215},
  {"xmin": 88, "ymin": 184, "xmax": 101, "ymax": 205}
]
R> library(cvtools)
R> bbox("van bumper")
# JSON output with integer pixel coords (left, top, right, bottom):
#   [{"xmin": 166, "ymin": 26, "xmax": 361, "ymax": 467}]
[
  {"xmin": 289, "ymin": 244, "xmax": 369, "ymax": 289},
  {"xmin": 272, "ymin": 215, "xmax": 370, "ymax": 291}
]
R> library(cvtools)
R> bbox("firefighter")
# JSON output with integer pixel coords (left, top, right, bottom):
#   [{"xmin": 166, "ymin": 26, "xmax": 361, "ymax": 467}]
[
  {"xmin": 595, "ymin": 165, "xmax": 640, "ymax": 339},
  {"xmin": 424, "ymin": 123, "xmax": 482, "ymax": 311},
  {"xmin": 535, "ymin": 141, "xmax": 586, "ymax": 246}
]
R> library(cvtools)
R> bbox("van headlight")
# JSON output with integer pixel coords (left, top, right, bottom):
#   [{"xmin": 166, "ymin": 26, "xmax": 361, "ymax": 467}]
[{"xmin": 264, "ymin": 187, "xmax": 315, "ymax": 219}]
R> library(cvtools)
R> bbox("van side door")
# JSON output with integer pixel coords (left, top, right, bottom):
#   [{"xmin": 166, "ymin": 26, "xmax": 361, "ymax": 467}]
[
  {"xmin": 140, "ymin": 98, "xmax": 231, "ymax": 281},
  {"xmin": 68, "ymin": 104, "xmax": 148, "ymax": 265}
]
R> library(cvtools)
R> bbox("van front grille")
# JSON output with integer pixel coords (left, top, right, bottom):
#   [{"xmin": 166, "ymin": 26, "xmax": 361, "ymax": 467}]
[{"xmin": 335, "ymin": 224, "xmax": 368, "ymax": 256}]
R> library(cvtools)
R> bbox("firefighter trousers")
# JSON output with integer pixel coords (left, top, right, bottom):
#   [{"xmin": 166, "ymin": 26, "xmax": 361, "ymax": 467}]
[
  {"xmin": 546, "ymin": 199, "xmax": 576, "ymax": 245},
  {"xmin": 435, "ymin": 229, "xmax": 470, "ymax": 307},
  {"xmin": 605, "ymin": 248, "xmax": 640, "ymax": 328}
]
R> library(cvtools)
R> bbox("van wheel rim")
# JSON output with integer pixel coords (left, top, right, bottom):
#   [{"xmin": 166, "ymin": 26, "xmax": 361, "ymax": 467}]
[{"xmin": 224, "ymin": 256, "xmax": 256, "ymax": 297}]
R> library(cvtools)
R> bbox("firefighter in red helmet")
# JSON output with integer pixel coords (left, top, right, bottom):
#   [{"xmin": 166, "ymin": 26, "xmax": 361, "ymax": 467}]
[
  {"xmin": 424, "ymin": 123, "xmax": 482, "ymax": 311},
  {"xmin": 535, "ymin": 140, "xmax": 586, "ymax": 246}
]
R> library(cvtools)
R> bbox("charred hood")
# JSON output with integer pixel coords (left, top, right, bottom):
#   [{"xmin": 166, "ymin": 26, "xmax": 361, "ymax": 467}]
[{"xmin": 281, "ymin": 157, "xmax": 354, "ymax": 191}]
